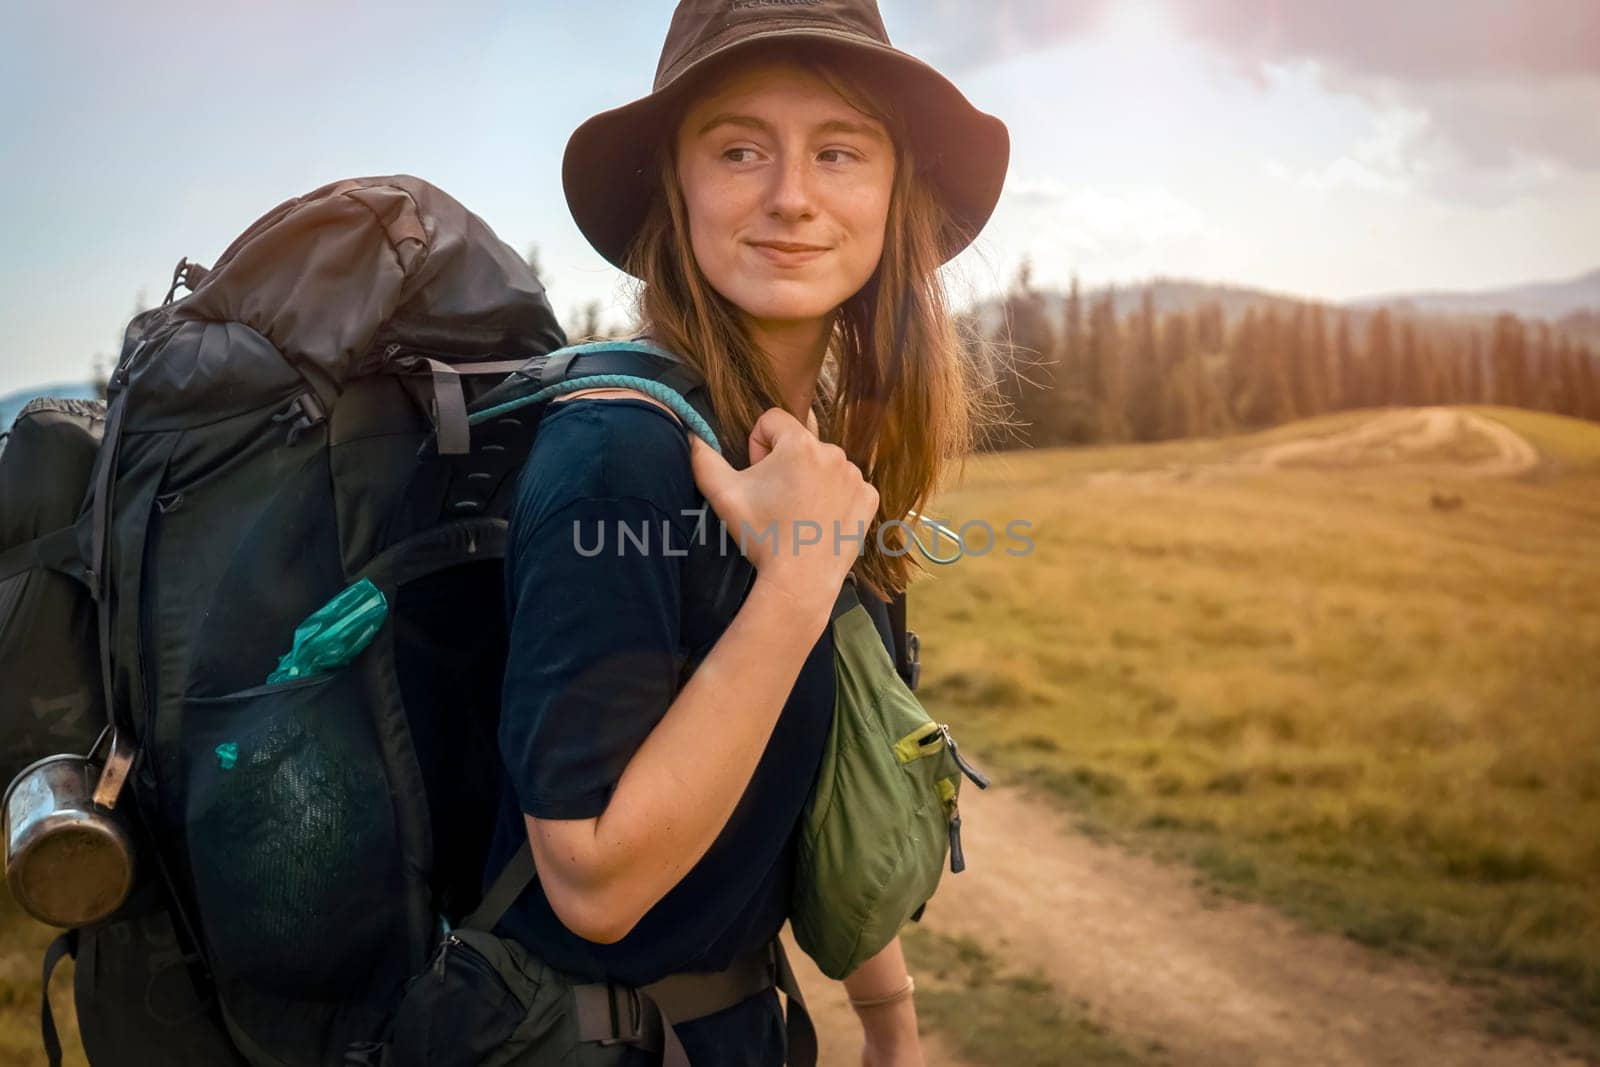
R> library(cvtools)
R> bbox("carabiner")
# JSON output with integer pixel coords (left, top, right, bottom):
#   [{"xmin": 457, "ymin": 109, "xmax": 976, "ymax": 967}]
[{"xmin": 904, "ymin": 508, "xmax": 964, "ymax": 565}]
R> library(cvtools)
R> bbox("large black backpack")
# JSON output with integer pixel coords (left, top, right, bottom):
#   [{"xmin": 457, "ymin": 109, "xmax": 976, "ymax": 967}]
[{"xmin": 0, "ymin": 175, "xmax": 921, "ymax": 1065}]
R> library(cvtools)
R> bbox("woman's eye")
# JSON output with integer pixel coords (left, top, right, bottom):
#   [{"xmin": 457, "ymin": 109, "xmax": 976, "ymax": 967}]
[
  {"xmin": 722, "ymin": 147, "xmax": 759, "ymax": 163},
  {"xmin": 819, "ymin": 148, "xmax": 861, "ymax": 165}
]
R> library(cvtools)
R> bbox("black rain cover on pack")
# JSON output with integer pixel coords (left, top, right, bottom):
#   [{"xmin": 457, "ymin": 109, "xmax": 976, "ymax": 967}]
[
  {"xmin": 88, "ymin": 175, "xmax": 567, "ymax": 1066},
  {"xmin": 0, "ymin": 398, "xmax": 106, "ymax": 785}
]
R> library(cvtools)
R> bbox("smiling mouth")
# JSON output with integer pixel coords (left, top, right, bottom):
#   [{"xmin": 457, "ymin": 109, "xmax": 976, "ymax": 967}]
[
  {"xmin": 752, "ymin": 240, "xmax": 827, "ymax": 252},
  {"xmin": 748, "ymin": 240, "xmax": 830, "ymax": 266}
]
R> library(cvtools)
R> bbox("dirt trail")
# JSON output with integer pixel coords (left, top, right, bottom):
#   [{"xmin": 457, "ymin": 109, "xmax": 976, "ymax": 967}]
[
  {"xmin": 802, "ymin": 783, "xmax": 1577, "ymax": 1066},
  {"xmin": 1243, "ymin": 408, "xmax": 1539, "ymax": 476},
  {"xmin": 1088, "ymin": 407, "xmax": 1540, "ymax": 488}
]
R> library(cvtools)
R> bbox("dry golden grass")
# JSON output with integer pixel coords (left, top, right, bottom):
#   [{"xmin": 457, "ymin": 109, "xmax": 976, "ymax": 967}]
[
  {"xmin": 0, "ymin": 891, "xmax": 84, "ymax": 1066},
  {"xmin": 916, "ymin": 406, "xmax": 1600, "ymax": 1038}
]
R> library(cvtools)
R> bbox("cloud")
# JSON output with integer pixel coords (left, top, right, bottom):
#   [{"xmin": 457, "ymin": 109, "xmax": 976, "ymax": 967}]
[
  {"xmin": 884, "ymin": 0, "xmax": 1113, "ymax": 72},
  {"xmin": 971, "ymin": 177, "xmax": 1223, "ymax": 288},
  {"xmin": 1169, "ymin": 0, "xmax": 1600, "ymax": 84},
  {"xmin": 1164, "ymin": 0, "xmax": 1600, "ymax": 194},
  {"xmin": 1264, "ymin": 107, "xmax": 1426, "ymax": 196}
]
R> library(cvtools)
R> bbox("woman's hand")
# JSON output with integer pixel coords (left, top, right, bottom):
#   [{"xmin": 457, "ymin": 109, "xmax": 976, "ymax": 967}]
[{"xmin": 689, "ymin": 407, "xmax": 879, "ymax": 605}]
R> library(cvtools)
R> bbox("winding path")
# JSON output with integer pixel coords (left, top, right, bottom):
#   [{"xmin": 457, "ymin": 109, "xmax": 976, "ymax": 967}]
[{"xmin": 790, "ymin": 783, "xmax": 1580, "ymax": 1066}]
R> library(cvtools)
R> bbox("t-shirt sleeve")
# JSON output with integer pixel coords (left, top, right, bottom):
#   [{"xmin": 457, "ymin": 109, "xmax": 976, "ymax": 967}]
[{"xmin": 499, "ymin": 399, "xmax": 700, "ymax": 820}]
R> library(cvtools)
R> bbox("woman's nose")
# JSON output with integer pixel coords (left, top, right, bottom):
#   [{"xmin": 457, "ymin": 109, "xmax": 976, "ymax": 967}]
[{"xmin": 765, "ymin": 152, "xmax": 817, "ymax": 223}]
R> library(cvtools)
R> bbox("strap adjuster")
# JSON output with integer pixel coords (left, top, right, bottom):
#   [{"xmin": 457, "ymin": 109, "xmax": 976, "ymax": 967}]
[{"xmin": 596, "ymin": 981, "xmax": 645, "ymax": 1046}]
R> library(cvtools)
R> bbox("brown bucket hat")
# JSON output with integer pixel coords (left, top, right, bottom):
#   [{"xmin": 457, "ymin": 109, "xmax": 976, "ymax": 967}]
[{"xmin": 562, "ymin": 0, "xmax": 1010, "ymax": 274}]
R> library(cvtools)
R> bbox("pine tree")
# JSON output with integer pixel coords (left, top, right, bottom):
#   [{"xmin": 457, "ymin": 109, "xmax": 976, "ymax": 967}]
[
  {"xmin": 1305, "ymin": 303, "xmax": 1331, "ymax": 415},
  {"xmin": 1464, "ymin": 329, "xmax": 1488, "ymax": 403},
  {"xmin": 1229, "ymin": 307, "xmax": 1296, "ymax": 427},
  {"xmin": 1416, "ymin": 327, "xmax": 1441, "ymax": 405},
  {"xmin": 1088, "ymin": 290, "xmax": 1129, "ymax": 441},
  {"xmin": 1056, "ymin": 276, "xmax": 1098, "ymax": 443},
  {"xmin": 1395, "ymin": 318, "xmax": 1425, "ymax": 405},
  {"xmin": 1330, "ymin": 309, "xmax": 1355, "ymax": 410},
  {"xmin": 1286, "ymin": 303, "xmax": 1320, "ymax": 416},
  {"xmin": 580, "ymin": 301, "xmax": 602, "ymax": 339},
  {"xmin": 1531, "ymin": 322, "xmax": 1559, "ymax": 412},
  {"xmin": 1576, "ymin": 345, "xmax": 1600, "ymax": 421},
  {"xmin": 1363, "ymin": 309, "xmax": 1396, "ymax": 408},
  {"xmin": 1124, "ymin": 287, "xmax": 1163, "ymax": 440},
  {"xmin": 1192, "ymin": 301, "xmax": 1230, "ymax": 435},
  {"xmin": 1490, "ymin": 314, "xmax": 1529, "ymax": 409},
  {"xmin": 1159, "ymin": 311, "xmax": 1203, "ymax": 439},
  {"xmin": 1000, "ymin": 259, "xmax": 1060, "ymax": 447},
  {"xmin": 1264, "ymin": 308, "xmax": 1298, "ymax": 422}
]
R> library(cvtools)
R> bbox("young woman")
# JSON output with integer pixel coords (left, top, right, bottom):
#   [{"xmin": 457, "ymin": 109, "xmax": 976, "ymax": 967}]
[{"xmin": 482, "ymin": 3, "xmax": 1008, "ymax": 1064}]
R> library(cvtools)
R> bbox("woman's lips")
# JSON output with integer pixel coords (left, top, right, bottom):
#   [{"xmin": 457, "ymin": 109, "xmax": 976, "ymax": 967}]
[{"xmin": 748, "ymin": 240, "xmax": 829, "ymax": 267}]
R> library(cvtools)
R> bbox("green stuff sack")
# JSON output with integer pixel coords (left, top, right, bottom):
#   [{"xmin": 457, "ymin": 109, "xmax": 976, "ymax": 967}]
[{"xmin": 792, "ymin": 580, "xmax": 989, "ymax": 980}]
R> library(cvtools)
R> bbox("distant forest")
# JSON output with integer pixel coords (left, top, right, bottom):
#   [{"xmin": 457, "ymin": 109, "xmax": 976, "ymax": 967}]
[{"xmin": 974, "ymin": 265, "xmax": 1600, "ymax": 451}]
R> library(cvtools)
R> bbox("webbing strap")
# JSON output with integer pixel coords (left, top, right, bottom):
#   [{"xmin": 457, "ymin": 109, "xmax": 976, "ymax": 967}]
[
  {"xmin": 831, "ymin": 573, "xmax": 861, "ymax": 623},
  {"xmin": 395, "ymin": 356, "xmax": 527, "ymax": 457},
  {"xmin": 40, "ymin": 929, "xmax": 76, "ymax": 1067},
  {"xmin": 771, "ymin": 939, "xmax": 818, "ymax": 1067},
  {"xmin": 572, "ymin": 941, "xmax": 814, "ymax": 1067},
  {"xmin": 460, "ymin": 841, "xmax": 535, "ymax": 934},
  {"xmin": 0, "ymin": 520, "xmax": 90, "ymax": 586},
  {"xmin": 573, "ymin": 983, "xmax": 690, "ymax": 1067},
  {"xmin": 420, "ymin": 358, "xmax": 469, "ymax": 456},
  {"xmin": 641, "ymin": 945, "xmax": 774, "ymax": 1025},
  {"xmin": 89, "ymin": 392, "xmax": 127, "ymax": 735}
]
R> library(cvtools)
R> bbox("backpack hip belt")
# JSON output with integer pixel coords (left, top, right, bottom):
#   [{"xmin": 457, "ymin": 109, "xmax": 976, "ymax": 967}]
[{"xmin": 462, "ymin": 842, "xmax": 818, "ymax": 1067}]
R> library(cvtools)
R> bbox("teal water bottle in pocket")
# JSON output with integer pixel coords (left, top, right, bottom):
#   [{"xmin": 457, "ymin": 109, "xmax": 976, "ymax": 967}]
[{"xmin": 266, "ymin": 578, "xmax": 389, "ymax": 685}]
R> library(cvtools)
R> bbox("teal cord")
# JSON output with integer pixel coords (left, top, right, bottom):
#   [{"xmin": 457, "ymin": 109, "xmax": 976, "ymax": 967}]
[{"xmin": 468, "ymin": 374, "xmax": 722, "ymax": 453}]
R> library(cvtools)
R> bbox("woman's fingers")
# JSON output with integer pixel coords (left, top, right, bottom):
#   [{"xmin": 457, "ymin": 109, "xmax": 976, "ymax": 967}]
[
  {"xmin": 688, "ymin": 434, "xmax": 737, "ymax": 518},
  {"xmin": 746, "ymin": 406, "xmax": 804, "ymax": 466},
  {"xmin": 689, "ymin": 408, "xmax": 879, "ymax": 590}
]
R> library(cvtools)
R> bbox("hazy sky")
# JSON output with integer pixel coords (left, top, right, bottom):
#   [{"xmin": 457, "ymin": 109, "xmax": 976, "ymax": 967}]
[{"xmin": 2, "ymin": 0, "xmax": 1597, "ymax": 395}]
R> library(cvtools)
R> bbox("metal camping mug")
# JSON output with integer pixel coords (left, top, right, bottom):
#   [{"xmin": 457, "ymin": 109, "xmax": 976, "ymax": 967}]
[{"xmin": 3, "ymin": 726, "xmax": 136, "ymax": 927}]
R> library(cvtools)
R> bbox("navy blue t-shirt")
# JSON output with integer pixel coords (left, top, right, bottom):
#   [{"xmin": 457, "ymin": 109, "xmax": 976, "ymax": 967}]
[{"xmin": 483, "ymin": 397, "xmax": 836, "ymax": 1064}]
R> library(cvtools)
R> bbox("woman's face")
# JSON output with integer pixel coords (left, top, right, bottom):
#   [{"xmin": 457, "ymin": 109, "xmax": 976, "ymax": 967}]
[{"xmin": 674, "ymin": 60, "xmax": 896, "ymax": 331}]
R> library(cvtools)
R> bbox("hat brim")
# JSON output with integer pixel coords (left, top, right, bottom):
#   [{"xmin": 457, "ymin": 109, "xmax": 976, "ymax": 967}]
[{"xmin": 563, "ymin": 25, "xmax": 1010, "ymax": 275}]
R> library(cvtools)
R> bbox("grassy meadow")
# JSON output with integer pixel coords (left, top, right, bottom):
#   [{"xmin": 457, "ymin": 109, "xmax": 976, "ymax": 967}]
[
  {"xmin": 917, "ymin": 405, "xmax": 1600, "ymax": 1042},
  {"xmin": 0, "ymin": 890, "xmax": 82, "ymax": 1066}
]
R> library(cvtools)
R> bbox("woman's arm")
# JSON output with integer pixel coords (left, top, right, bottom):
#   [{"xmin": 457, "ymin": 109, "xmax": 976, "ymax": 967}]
[
  {"xmin": 527, "ymin": 577, "xmax": 832, "ymax": 942},
  {"xmin": 526, "ymin": 404, "xmax": 877, "ymax": 944},
  {"xmin": 845, "ymin": 937, "xmax": 923, "ymax": 1067}
]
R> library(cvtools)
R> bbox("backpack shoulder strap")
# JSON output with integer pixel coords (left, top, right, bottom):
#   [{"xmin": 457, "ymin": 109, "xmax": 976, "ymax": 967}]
[
  {"xmin": 887, "ymin": 590, "xmax": 918, "ymax": 691},
  {"xmin": 469, "ymin": 340, "xmax": 725, "ymax": 455}
]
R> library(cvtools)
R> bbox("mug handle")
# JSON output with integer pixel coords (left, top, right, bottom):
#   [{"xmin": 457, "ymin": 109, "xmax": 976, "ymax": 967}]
[{"xmin": 88, "ymin": 726, "xmax": 137, "ymax": 810}]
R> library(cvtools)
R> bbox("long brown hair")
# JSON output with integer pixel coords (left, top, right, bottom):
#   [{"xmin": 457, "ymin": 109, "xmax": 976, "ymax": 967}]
[{"xmin": 624, "ymin": 50, "xmax": 999, "ymax": 600}]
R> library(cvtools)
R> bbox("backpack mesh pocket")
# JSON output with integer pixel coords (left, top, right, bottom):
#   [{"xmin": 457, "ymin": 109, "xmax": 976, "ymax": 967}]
[{"xmin": 180, "ymin": 659, "xmax": 402, "ymax": 1000}]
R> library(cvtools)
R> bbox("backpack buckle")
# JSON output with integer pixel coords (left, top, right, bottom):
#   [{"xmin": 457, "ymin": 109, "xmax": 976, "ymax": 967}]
[
  {"xmin": 601, "ymin": 981, "xmax": 644, "ymax": 1046},
  {"xmin": 575, "ymin": 980, "xmax": 652, "ymax": 1048}
]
